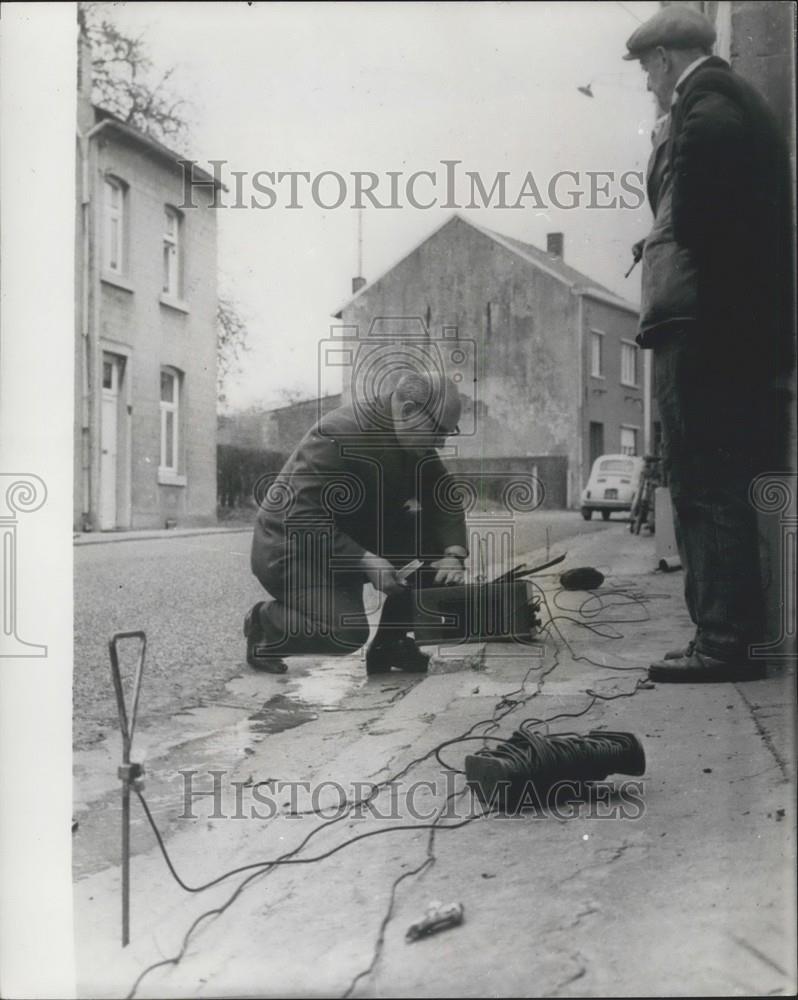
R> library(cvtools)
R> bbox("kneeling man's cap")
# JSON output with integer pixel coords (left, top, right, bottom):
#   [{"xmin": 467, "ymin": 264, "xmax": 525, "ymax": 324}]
[{"xmin": 623, "ymin": 6, "xmax": 716, "ymax": 60}]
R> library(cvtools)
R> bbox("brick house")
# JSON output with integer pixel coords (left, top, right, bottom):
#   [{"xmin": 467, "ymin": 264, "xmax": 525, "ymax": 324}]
[
  {"xmin": 74, "ymin": 40, "xmax": 219, "ymax": 531},
  {"xmin": 332, "ymin": 215, "xmax": 649, "ymax": 508}
]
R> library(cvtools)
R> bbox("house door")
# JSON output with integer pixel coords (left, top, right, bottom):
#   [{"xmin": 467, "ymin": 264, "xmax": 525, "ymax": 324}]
[
  {"xmin": 100, "ymin": 354, "xmax": 121, "ymax": 529},
  {"xmin": 589, "ymin": 421, "xmax": 604, "ymax": 467}
]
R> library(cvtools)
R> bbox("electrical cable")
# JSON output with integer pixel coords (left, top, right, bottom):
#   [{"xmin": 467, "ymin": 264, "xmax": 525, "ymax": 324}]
[
  {"xmin": 124, "ymin": 576, "xmax": 652, "ymax": 997},
  {"xmin": 340, "ymin": 788, "xmax": 469, "ymax": 999},
  {"xmin": 127, "ymin": 789, "xmax": 487, "ymax": 999},
  {"xmin": 533, "ymin": 582, "xmax": 650, "ymax": 672}
]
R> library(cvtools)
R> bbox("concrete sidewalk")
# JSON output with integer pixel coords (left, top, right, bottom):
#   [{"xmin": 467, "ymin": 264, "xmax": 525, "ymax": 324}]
[{"xmin": 73, "ymin": 525, "xmax": 796, "ymax": 998}]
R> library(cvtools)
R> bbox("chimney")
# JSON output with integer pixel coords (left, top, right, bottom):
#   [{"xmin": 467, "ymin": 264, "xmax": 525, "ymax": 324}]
[
  {"xmin": 352, "ymin": 276, "xmax": 366, "ymax": 294},
  {"xmin": 546, "ymin": 232, "xmax": 564, "ymax": 259}
]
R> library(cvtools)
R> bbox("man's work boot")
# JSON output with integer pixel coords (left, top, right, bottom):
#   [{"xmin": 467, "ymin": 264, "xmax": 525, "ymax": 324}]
[
  {"xmin": 244, "ymin": 602, "xmax": 288, "ymax": 674},
  {"xmin": 366, "ymin": 635, "xmax": 430, "ymax": 676},
  {"xmin": 649, "ymin": 649, "xmax": 765, "ymax": 683}
]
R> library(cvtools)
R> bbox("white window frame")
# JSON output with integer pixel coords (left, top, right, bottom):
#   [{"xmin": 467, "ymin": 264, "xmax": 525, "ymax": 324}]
[
  {"xmin": 621, "ymin": 340, "xmax": 639, "ymax": 387},
  {"xmin": 103, "ymin": 176, "xmax": 126, "ymax": 274},
  {"xmin": 162, "ymin": 206, "xmax": 181, "ymax": 297},
  {"xmin": 590, "ymin": 330, "xmax": 605, "ymax": 378},
  {"xmin": 620, "ymin": 425, "xmax": 638, "ymax": 457},
  {"xmin": 159, "ymin": 369, "xmax": 180, "ymax": 474}
]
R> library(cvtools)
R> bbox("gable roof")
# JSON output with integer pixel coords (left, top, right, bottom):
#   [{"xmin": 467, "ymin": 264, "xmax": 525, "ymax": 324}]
[
  {"xmin": 333, "ymin": 213, "xmax": 637, "ymax": 317},
  {"xmin": 90, "ymin": 105, "xmax": 223, "ymax": 189}
]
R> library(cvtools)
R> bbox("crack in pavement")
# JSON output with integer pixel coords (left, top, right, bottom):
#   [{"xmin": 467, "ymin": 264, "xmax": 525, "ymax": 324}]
[
  {"xmin": 549, "ymin": 953, "xmax": 588, "ymax": 995},
  {"xmin": 565, "ymin": 905, "xmax": 600, "ymax": 931},
  {"xmin": 728, "ymin": 762, "xmax": 784, "ymax": 784},
  {"xmin": 554, "ymin": 840, "xmax": 644, "ymax": 888},
  {"xmin": 733, "ymin": 684, "xmax": 792, "ymax": 782},
  {"xmin": 729, "ymin": 933, "xmax": 789, "ymax": 978}
]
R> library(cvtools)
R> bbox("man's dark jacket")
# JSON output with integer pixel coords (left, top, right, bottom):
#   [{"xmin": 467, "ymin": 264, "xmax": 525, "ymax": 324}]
[
  {"xmin": 251, "ymin": 397, "xmax": 467, "ymax": 587},
  {"xmin": 640, "ymin": 56, "xmax": 793, "ymax": 376}
]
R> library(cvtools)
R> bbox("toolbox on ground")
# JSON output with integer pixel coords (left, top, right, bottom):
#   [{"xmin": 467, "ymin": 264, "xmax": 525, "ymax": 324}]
[{"xmin": 411, "ymin": 556, "xmax": 563, "ymax": 645}]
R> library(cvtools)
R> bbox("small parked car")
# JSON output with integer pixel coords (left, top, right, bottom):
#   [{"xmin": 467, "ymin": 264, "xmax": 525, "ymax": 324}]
[{"xmin": 580, "ymin": 454, "xmax": 644, "ymax": 521}]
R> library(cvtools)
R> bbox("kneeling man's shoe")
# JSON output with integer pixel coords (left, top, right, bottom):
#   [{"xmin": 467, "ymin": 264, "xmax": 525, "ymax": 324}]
[
  {"xmin": 366, "ymin": 636, "xmax": 430, "ymax": 675},
  {"xmin": 649, "ymin": 649, "xmax": 765, "ymax": 683},
  {"xmin": 244, "ymin": 601, "xmax": 288, "ymax": 674}
]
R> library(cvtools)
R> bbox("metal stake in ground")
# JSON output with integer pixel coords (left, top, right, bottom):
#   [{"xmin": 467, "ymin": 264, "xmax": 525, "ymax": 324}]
[{"xmin": 109, "ymin": 630, "xmax": 147, "ymax": 947}]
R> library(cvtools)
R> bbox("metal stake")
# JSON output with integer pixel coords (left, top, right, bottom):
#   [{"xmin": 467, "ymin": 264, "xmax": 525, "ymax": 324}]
[{"xmin": 109, "ymin": 630, "xmax": 146, "ymax": 947}]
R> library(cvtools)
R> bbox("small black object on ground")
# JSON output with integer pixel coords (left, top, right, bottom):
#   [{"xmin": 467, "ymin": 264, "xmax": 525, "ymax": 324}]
[{"xmin": 560, "ymin": 566, "xmax": 605, "ymax": 591}]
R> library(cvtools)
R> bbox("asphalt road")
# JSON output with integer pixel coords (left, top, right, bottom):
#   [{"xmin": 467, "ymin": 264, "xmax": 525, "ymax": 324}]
[{"xmin": 73, "ymin": 511, "xmax": 616, "ymax": 748}]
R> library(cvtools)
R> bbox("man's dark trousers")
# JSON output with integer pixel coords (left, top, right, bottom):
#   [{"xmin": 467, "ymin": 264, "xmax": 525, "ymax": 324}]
[
  {"xmin": 654, "ymin": 326, "xmax": 770, "ymax": 661},
  {"xmin": 255, "ymin": 556, "xmax": 445, "ymax": 657}
]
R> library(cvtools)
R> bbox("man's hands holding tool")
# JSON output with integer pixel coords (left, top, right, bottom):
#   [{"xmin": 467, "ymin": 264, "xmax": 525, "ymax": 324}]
[
  {"xmin": 363, "ymin": 553, "xmax": 408, "ymax": 596},
  {"xmin": 363, "ymin": 550, "xmax": 466, "ymax": 592},
  {"xmin": 431, "ymin": 547, "xmax": 466, "ymax": 586}
]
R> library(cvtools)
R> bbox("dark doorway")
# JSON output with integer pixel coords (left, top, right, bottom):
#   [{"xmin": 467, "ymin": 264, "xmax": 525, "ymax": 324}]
[{"xmin": 589, "ymin": 421, "xmax": 604, "ymax": 467}]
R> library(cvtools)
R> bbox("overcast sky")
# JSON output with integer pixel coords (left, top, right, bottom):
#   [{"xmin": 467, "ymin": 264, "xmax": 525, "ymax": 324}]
[{"xmin": 104, "ymin": 0, "xmax": 661, "ymax": 410}]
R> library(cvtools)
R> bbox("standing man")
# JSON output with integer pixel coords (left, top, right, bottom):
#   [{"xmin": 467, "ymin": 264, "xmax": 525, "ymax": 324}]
[
  {"xmin": 246, "ymin": 370, "xmax": 467, "ymax": 675},
  {"xmin": 624, "ymin": 7, "xmax": 792, "ymax": 682}
]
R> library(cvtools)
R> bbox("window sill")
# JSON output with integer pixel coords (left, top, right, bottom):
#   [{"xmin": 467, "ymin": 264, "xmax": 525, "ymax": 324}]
[
  {"xmin": 591, "ymin": 374, "xmax": 605, "ymax": 381},
  {"xmin": 621, "ymin": 382, "xmax": 640, "ymax": 390},
  {"xmin": 102, "ymin": 272, "xmax": 134, "ymax": 293},
  {"xmin": 159, "ymin": 294, "xmax": 190, "ymax": 314},
  {"xmin": 157, "ymin": 470, "xmax": 187, "ymax": 487}
]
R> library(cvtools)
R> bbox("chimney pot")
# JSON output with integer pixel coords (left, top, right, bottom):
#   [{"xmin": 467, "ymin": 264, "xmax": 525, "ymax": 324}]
[
  {"xmin": 547, "ymin": 232, "xmax": 564, "ymax": 259},
  {"xmin": 352, "ymin": 276, "xmax": 366, "ymax": 294}
]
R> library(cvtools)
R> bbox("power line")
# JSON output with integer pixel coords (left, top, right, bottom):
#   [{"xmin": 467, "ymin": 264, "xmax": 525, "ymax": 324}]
[{"xmin": 617, "ymin": 1, "xmax": 645, "ymax": 25}]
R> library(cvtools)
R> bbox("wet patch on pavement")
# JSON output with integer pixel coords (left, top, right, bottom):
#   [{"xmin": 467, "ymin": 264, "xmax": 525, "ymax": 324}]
[{"xmin": 249, "ymin": 692, "xmax": 319, "ymax": 734}]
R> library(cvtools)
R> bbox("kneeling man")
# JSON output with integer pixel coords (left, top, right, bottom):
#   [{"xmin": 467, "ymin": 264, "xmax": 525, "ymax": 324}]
[{"xmin": 246, "ymin": 371, "xmax": 467, "ymax": 674}]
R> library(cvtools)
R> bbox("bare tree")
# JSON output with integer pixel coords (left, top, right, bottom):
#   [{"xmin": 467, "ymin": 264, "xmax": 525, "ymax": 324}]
[
  {"xmin": 78, "ymin": 2, "xmax": 191, "ymax": 149},
  {"xmin": 217, "ymin": 296, "xmax": 250, "ymax": 408}
]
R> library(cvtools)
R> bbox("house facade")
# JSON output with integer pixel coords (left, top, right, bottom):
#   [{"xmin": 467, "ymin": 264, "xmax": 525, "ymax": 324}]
[
  {"xmin": 74, "ymin": 42, "xmax": 219, "ymax": 531},
  {"xmin": 333, "ymin": 215, "xmax": 649, "ymax": 508}
]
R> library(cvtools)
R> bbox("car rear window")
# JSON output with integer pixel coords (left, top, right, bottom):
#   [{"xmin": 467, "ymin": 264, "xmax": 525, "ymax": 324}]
[{"xmin": 599, "ymin": 460, "xmax": 635, "ymax": 473}]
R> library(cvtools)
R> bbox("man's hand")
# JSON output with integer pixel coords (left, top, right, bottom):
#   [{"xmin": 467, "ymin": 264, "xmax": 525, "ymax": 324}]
[
  {"xmin": 362, "ymin": 553, "xmax": 407, "ymax": 596},
  {"xmin": 625, "ymin": 239, "xmax": 645, "ymax": 278},
  {"xmin": 430, "ymin": 555, "xmax": 465, "ymax": 586}
]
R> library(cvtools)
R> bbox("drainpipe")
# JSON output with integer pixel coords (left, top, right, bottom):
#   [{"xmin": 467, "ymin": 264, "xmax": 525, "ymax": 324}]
[
  {"xmin": 574, "ymin": 292, "xmax": 585, "ymax": 509},
  {"xmin": 643, "ymin": 349, "xmax": 652, "ymax": 455},
  {"xmin": 77, "ymin": 120, "xmax": 108, "ymax": 531},
  {"xmin": 78, "ymin": 129, "xmax": 92, "ymax": 530}
]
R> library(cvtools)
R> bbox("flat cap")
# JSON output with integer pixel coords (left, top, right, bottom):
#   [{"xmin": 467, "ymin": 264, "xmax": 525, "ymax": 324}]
[{"xmin": 623, "ymin": 6, "xmax": 716, "ymax": 60}]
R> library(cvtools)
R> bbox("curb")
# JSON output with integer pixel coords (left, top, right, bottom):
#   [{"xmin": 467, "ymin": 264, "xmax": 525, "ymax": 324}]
[{"xmin": 73, "ymin": 525, "xmax": 253, "ymax": 546}]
